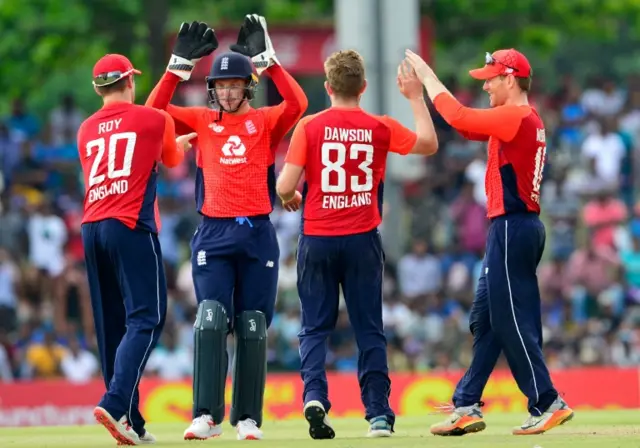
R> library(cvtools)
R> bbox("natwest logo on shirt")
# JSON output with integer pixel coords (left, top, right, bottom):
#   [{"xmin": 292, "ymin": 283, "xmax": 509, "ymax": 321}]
[{"xmin": 220, "ymin": 135, "xmax": 247, "ymax": 165}]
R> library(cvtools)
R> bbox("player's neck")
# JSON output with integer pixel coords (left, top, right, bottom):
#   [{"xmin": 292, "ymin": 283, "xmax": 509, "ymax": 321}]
[
  {"xmin": 102, "ymin": 93, "xmax": 132, "ymax": 107},
  {"xmin": 330, "ymin": 99, "xmax": 360, "ymax": 109},
  {"xmin": 505, "ymin": 92, "xmax": 529, "ymax": 107}
]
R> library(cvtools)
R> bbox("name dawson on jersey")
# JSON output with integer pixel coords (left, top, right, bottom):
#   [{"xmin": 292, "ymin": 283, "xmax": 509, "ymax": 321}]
[{"xmin": 324, "ymin": 126, "xmax": 373, "ymax": 143}]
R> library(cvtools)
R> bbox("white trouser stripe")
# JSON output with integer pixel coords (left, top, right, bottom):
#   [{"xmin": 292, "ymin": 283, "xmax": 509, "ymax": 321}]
[
  {"xmin": 504, "ymin": 220, "xmax": 540, "ymax": 412},
  {"xmin": 128, "ymin": 234, "xmax": 162, "ymax": 420}
]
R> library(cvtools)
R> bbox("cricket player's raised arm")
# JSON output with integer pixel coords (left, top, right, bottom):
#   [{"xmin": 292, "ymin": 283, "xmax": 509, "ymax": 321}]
[
  {"xmin": 433, "ymin": 93, "xmax": 526, "ymax": 143},
  {"xmin": 264, "ymin": 64, "xmax": 309, "ymax": 146},
  {"xmin": 146, "ymin": 72, "xmax": 201, "ymax": 135},
  {"xmin": 380, "ymin": 99, "xmax": 438, "ymax": 156},
  {"xmin": 158, "ymin": 109, "xmax": 184, "ymax": 168},
  {"xmin": 276, "ymin": 118, "xmax": 308, "ymax": 202}
]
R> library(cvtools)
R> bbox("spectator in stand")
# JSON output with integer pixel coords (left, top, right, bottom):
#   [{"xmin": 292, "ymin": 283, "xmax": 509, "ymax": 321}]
[{"xmin": 397, "ymin": 239, "xmax": 442, "ymax": 299}]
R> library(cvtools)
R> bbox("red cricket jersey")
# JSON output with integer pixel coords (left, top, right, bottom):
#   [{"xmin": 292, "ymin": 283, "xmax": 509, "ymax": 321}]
[
  {"xmin": 285, "ymin": 107, "xmax": 417, "ymax": 236},
  {"xmin": 145, "ymin": 65, "xmax": 307, "ymax": 218},
  {"xmin": 434, "ymin": 94, "xmax": 546, "ymax": 218},
  {"xmin": 77, "ymin": 102, "xmax": 184, "ymax": 233}
]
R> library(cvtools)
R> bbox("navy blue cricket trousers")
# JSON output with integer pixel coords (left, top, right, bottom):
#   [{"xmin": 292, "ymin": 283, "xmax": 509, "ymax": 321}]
[
  {"xmin": 452, "ymin": 212, "xmax": 558, "ymax": 416},
  {"xmin": 190, "ymin": 216, "xmax": 279, "ymax": 328},
  {"xmin": 82, "ymin": 219, "xmax": 167, "ymax": 435},
  {"xmin": 297, "ymin": 229, "xmax": 394, "ymax": 425}
]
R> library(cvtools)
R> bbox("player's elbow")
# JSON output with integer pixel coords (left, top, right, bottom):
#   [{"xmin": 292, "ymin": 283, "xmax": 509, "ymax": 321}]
[
  {"xmin": 411, "ymin": 135, "xmax": 439, "ymax": 156},
  {"xmin": 288, "ymin": 98, "xmax": 308, "ymax": 122},
  {"xmin": 298, "ymin": 95, "xmax": 309, "ymax": 117},
  {"xmin": 162, "ymin": 153, "xmax": 184, "ymax": 168}
]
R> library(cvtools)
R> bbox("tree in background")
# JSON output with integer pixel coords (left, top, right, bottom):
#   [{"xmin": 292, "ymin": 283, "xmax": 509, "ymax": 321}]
[{"xmin": 2, "ymin": 0, "xmax": 640, "ymax": 119}]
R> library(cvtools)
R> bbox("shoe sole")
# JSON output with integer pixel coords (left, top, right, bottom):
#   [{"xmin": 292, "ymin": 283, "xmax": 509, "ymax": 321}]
[
  {"xmin": 94, "ymin": 407, "xmax": 138, "ymax": 446},
  {"xmin": 513, "ymin": 409, "xmax": 574, "ymax": 435},
  {"xmin": 367, "ymin": 429, "xmax": 392, "ymax": 438},
  {"xmin": 184, "ymin": 431, "xmax": 222, "ymax": 441},
  {"xmin": 305, "ymin": 405, "xmax": 335, "ymax": 440},
  {"xmin": 432, "ymin": 420, "xmax": 487, "ymax": 436}
]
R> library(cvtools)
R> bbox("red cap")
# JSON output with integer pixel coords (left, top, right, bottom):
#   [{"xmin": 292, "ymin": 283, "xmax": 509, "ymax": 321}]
[
  {"xmin": 92, "ymin": 54, "xmax": 141, "ymax": 86},
  {"xmin": 469, "ymin": 49, "xmax": 531, "ymax": 80}
]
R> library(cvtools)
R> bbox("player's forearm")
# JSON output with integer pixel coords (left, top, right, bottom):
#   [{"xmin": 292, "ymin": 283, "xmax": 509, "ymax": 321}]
[
  {"xmin": 162, "ymin": 145, "xmax": 185, "ymax": 168},
  {"xmin": 408, "ymin": 97, "xmax": 438, "ymax": 155},
  {"xmin": 276, "ymin": 175, "xmax": 297, "ymax": 202},
  {"xmin": 276, "ymin": 163, "xmax": 303, "ymax": 202},
  {"xmin": 422, "ymin": 75, "xmax": 451, "ymax": 104},
  {"xmin": 145, "ymin": 72, "xmax": 181, "ymax": 110},
  {"xmin": 267, "ymin": 64, "xmax": 309, "ymax": 118}
]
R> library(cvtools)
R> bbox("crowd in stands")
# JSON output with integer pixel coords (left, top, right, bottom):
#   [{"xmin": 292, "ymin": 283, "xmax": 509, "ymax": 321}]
[{"xmin": 0, "ymin": 73, "xmax": 638, "ymax": 383}]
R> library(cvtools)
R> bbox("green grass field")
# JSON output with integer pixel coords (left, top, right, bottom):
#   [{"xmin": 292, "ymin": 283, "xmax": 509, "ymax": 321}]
[{"xmin": 1, "ymin": 410, "xmax": 639, "ymax": 447}]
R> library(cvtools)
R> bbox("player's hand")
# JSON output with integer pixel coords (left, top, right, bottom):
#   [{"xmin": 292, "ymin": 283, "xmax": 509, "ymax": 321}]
[
  {"xmin": 282, "ymin": 191, "xmax": 302, "ymax": 212},
  {"xmin": 397, "ymin": 60, "xmax": 424, "ymax": 100},
  {"xmin": 176, "ymin": 132, "xmax": 198, "ymax": 152},
  {"xmin": 404, "ymin": 49, "xmax": 436, "ymax": 84},
  {"xmin": 229, "ymin": 14, "xmax": 279, "ymax": 75},
  {"xmin": 167, "ymin": 21, "xmax": 219, "ymax": 81}
]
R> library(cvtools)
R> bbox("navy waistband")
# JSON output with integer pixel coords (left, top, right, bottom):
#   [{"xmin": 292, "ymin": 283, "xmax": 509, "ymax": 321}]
[
  {"xmin": 202, "ymin": 214, "xmax": 270, "ymax": 222},
  {"xmin": 490, "ymin": 211, "xmax": 539, "ymax": 223}
]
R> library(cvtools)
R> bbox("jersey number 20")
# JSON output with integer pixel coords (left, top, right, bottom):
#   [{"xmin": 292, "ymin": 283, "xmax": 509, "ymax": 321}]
[
  {"xmin": 85, "ymin": 132, "xmax": 137, "ymax": 187},
  {"xmin": 321, "ymin": 142, "xmax": 374, "ymax": 193}
]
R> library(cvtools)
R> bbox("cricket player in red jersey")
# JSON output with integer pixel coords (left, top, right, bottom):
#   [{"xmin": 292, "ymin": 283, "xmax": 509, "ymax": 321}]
[
  {"xmin": 145, "ymin": 18, "xmax": 307, "ymax": 441},
  {"xmin": 276, "ymin": 50, "xmax": 438, "ymax": 439},
  {"xmin": 77, "ymin": 53, "xmax": 195, "ymax": 445},
  {"xmin": 405, "ymin": 49, "xmax": 574, "ymax": 435}
]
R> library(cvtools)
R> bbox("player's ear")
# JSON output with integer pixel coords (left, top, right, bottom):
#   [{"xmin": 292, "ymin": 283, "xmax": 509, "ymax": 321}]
[
  {"xmin": 360, "ymin": 79, "xmax": 367, "ymax": 95},
  {"xmin": 324, "ymin": 81, "xmax": 332, "ymax": 96},
  {"xmin": 93, "ymin": 85, "xmax": 102, "ymax": 97}
]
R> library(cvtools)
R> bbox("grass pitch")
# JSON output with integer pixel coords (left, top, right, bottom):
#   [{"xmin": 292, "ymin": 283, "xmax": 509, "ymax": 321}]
[{"xmin": 0, "ymin": 410, "xmax": 639, "ymax": 447}]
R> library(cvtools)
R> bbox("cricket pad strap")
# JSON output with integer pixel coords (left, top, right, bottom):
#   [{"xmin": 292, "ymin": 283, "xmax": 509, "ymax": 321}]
[
  {"xmin": 230, "ymin": 311, "xmax": 267, "ymax": 427},
  {"xmin": 193, "ymin": 300, "xmax": 228, "ymax": 423}
]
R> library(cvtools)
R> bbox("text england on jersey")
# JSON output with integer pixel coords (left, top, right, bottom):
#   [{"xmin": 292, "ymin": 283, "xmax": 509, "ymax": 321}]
[{"xmin": 322, "ymin": 192, "xmax": 372, "ymax": 209}]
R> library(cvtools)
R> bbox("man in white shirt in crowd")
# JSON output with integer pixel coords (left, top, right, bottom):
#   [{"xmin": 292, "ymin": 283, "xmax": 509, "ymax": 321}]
[
  {"xmin": 397, "ymin": 239, "xmax": 442, "ymax": 299},
  {"xmin": 581, "ymin": 116, "xmax": 626, "ymax": 188},
  {"xmin": 60, "ymin": 335, "xmax": 99, "ymax": 383}
]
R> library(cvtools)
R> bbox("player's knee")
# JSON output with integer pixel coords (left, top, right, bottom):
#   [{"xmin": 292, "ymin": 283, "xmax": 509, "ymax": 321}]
[
  {"xmin": 235, "ymin": 310, "xmax": 268, "ymax": 338},
  {"xmin": 195, "ymin": 300, "xmax": 229, "ymax": 333}
]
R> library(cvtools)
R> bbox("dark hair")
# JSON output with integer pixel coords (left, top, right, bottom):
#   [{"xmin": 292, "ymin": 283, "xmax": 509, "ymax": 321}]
[
  {"xmin": 95, "ymin": 77, "xmax": 128, "ymax": 96},
  {"xmin": 517, "ymin": 75, "xmax": 532, "ymax": 93}
]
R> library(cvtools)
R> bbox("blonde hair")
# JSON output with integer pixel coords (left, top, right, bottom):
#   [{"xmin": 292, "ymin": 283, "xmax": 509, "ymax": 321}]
[{"xmin": 324, "ymin": 50, "xmax": 365, "ymax": 98}]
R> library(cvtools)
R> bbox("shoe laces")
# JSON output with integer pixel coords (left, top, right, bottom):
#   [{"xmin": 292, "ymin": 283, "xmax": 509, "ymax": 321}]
[
  {"xmin": 240, "ymin": 418, "xmax": 258, "ymax": 428},
  {"xmin": 430, "ymin": 403, "xmax": 455, "ymax": 415},
  {"xmin": 195, "ymin": 414, "xmax": 213, "ymax": 424},
  {"xmin": 429, "ymin": 400, "xmax": 484, "ymax": 416}
]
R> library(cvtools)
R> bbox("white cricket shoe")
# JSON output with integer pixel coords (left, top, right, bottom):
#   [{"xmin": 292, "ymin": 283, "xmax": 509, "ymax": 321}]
[
  {"xmin": 94, "ymin": 406, "xmax": 140, "ymax": 446},
  {"xmin": 512, "ymin": 396, "xmax": 574, "ymax": 435},
  {"xmin": 183, "ymin": 414, "xmax": 223, "ymax": 440},
  {"xmin": 138, "ymin": 430, "xmax": 156, "ymax": 444},
  {"xmin": 303, "ymin": 400, "xmax": 335, "ymax": 440},
  {"xmin": 236, "ymin": 418, "xmax": 263, "ymax": 440},
  {"xmin": 367, "ymin": 416, "xmax": 392, "ymax": 438}
]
